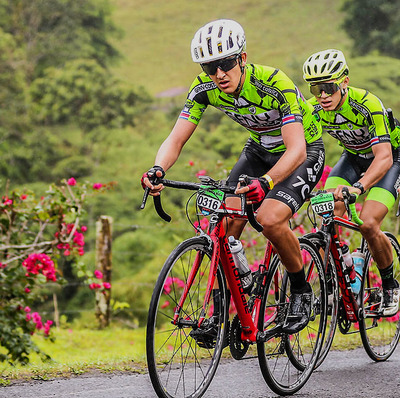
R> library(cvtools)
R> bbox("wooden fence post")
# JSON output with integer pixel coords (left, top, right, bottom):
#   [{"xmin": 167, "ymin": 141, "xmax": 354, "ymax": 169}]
[{"xmin": 95, "ymin": 216, "xmax": 113, "ymax": 328}]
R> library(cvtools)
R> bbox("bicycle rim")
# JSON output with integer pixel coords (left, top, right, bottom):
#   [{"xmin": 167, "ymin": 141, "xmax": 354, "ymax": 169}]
[
  {"xmin": 304, "ymin": 232, "xmax": 339, "ymax": 369},
  {"xmin": 359, "ymin": 232, "xmax": 400, "ymax": 361},
  {"xmin": 146, "ymin": 237, "xmax": 228, "ymax": 398},
  {"xmin": 257, "ymin": 237, "xmax": 327, "ymax": 395}
]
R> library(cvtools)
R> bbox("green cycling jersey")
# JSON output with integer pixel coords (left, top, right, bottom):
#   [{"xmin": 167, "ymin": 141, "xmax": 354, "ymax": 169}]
[
  {"xmin": 308, "ymin": 86, "xmax": 400, "ymax": 156},
  {"xmin": 179, "ymin": 63, "xmax": 322, "ymax": 153}
]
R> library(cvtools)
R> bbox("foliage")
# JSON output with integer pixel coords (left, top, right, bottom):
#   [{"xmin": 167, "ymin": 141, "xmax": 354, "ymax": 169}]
[
  {"xmin": 0, "ymin": 0, "xmax": 121, "ymax": 80},
  {"xmin": 29, "ymin": 59, "xmax": 151, "ymax": 132},
  {"xmin": 0, "ymin": 178, "xmax": 110, "ymax": 364},
  {"xmin": 341, "ymin": 0, "xmax": 400, "ymax": 58}
]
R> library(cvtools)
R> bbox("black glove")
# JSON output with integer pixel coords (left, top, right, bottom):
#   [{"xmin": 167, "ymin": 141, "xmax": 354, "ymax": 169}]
[{"xmin": 141, "ymin": 165, "xmax": 165, "ymax": 190}]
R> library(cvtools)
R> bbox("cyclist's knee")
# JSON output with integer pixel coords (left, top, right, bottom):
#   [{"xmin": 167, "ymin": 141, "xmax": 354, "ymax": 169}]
[
  {"xmin": 359, "ymin": 218, "xmax": 381, "ymax": 239},
  {"xmin": 257, "ymin": 212, "xmax": 288, "ymax": 237}
]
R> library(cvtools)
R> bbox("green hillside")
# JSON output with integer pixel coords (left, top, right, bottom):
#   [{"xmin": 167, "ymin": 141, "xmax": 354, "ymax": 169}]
[{"xmin": 111, "ymin": 0, "xmax": 351, "ymax": 96}]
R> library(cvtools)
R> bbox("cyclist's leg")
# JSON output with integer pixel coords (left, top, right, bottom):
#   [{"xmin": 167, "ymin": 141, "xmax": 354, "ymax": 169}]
[
  {"xmin": 257, "ymin": 139, "xmax": 325, "ymax": 333},
  {"xmin": 359, "ymin": 199, "xmax": 392, "ymax": 268},
  {"xmin": 364, "ymin": 153, "xmax": 400, "ymax": 312}
]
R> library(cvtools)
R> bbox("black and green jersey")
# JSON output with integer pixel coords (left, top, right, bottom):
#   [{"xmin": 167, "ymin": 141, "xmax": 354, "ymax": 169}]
[
  {"xmin": 309, "ymin": 86, "xmax": 400, "ymax": 155},
  {"xmin": 179, "ymin": 64, "xmax": 322, "ymax": 153}
]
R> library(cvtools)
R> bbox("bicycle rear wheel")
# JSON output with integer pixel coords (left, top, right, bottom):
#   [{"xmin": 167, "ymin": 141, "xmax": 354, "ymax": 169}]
[
  {"xmin": 257, "ymin": 237, "xmax": 327, "ymax": 396},
  {"xmin": 304, "ymin": 232, "xmax": 339, "ymax": 369},
  {"xmin": 359, "ymin": 232, "xmax": 400, "ymax": 361},
  {"xmin": 146, "ymin": 236, "xmax": 229, "ymax": 398}
]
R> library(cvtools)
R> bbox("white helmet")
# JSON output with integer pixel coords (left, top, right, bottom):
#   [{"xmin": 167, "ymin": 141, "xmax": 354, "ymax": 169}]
[
  {"xmin": 191, "ymin": 19, "xmax": 246, "ymax": 63},
  {"xmin": 303, "ymin": 49, "xmax": 349, "ymax": 83}
]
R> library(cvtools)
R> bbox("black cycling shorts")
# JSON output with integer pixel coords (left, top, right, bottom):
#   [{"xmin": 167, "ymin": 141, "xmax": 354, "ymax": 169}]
[
  {"xmin": 325, "ymin": 148, "xmax": 400, "ymax": 209},
  {"xmin": 227, "ymin": 138, "xmax": 325, "ymax": 214}
]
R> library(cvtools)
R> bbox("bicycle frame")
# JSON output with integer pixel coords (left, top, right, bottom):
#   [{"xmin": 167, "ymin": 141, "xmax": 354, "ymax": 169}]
[
  {"xmin": 173, "ymin": 207, "xmax": 274, "ymax": 344},
  {"xmin": 311, "ymin": 191, "xmax": 366, "ymax": 323}
]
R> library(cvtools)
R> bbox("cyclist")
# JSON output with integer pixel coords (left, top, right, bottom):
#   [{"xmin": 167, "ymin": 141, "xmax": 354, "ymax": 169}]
[
  {"xmin": 142, "ymin": 19, "xmax": 325, "ymax": 334},
  {"xmin": 303, "ymin": 49, "xmax": 400, "ymax": 315}
]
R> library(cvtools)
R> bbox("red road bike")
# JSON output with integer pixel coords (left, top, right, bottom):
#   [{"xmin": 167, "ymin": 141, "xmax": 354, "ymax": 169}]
[{"xmin": 142, "ymin": 175, "xmax": 327, "ymax": 397}]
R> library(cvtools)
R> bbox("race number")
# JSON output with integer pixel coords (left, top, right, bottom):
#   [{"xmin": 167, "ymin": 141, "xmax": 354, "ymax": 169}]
[
  {"xmin": 311, "ymin": 192, "xmax": 335, "ymax": 216},
  {"xmin": 196, "ymin": 188, "xmax": 224, "ymax": 214}
]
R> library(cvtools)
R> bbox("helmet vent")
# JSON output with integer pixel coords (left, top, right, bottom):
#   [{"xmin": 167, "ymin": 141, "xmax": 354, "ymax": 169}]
[
  {"xmin": 218, "ymin": 26, "xmax": 223, "ymax": 38},
  {"xmin": 217, "ymin": 41, "xmax": 223, "ymax": 53},
  {"xmin": 321, "ymin": 64, "xmax": 326, "ymax": 73},
  {"xmin": 228, "ymin": 31, "xmax": 233, "ymax": 49},
  {"xmin": 330, "ymin": 62, "xmax": 342, "ymax": 74},
  {"xmin": 207, "ymin": 37, "xmax": 213, "ymax": 56},
  {"xmin": 208, "ymin": 26, "xmax": 213, "ymax": 34}
]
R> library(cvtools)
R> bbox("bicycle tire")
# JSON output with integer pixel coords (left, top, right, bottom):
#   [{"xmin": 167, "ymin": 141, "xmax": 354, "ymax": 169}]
[
  {"xmin": 359, "ymin": 231, "xmax": 400, "ymax": 361},
  {"xmin": 146, "ymin": 236, "xmax": 229, "ymax": 398},
  {"xmin": 257, "ymin": 237, "xmax": 327, "ymax": 396},
  {"xmin": 304, "ymin": 232, "xmax": 339, "ymax": 369}
]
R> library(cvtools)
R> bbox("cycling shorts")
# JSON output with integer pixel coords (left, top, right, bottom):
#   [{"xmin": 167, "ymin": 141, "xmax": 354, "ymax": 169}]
[
  {"xmin": 227, "ymin": 138, "xmax": 325, "ymax": 214},
  {"xmin": 325, "ymin": 149, "xmax": 400, "ymax": 210}
]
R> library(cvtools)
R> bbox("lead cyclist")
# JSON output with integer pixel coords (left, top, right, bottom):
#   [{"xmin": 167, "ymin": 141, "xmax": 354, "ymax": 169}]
[
  {"xmin": 141, "ymin": 19, "xmax": 325, "ymax": 336},
  {"xmin": 303, "ymin": 49, "xmax": 400, "ymax": 315}
]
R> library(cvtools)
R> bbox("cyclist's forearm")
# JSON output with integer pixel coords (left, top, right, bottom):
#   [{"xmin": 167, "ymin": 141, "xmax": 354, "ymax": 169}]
[
  {"xmin": 154, "ymin": 139, "xmax": 183, "ymax": 171},
  {"xmin": 358, "ymin": 145, "xmax": 392, "ymax": 190},
  {"xmin": 154, "ymin": 118, "xmax": 197, "ymax": 172}
]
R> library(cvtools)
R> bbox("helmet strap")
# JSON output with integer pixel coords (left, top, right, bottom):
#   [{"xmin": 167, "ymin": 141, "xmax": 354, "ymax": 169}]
[
  {"xmin": 334, "ymin": 87, "xmax": 347, "ymax": 111},
  {"xmin": 234, "ymin": 55, "xmax": 245, "ymax": 94}
]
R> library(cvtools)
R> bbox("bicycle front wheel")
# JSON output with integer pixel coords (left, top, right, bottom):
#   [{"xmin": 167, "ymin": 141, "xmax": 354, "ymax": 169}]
[
  {"xmin": 359, "ymin": 232, "xmax": 400, "ymax": 361},
  {"xmin": 304, "ymin": 232, "xmax": 339, "ymax": 369},
  {"xmin": 146, "ymin": 236, "xmax": 229, "ymax": 398},
  {"xmin": 257, "ymin": 237, "xmax": 327, "ymax": 396}
]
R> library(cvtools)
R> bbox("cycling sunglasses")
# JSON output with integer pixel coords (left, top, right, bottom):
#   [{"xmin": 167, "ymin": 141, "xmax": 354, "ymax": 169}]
[
  {"xmin": 309, "ymin": 77, "xmax": 345, "ymax": 97},
  {"xmin": 201, "ymin": 55, "xmax": 240, "ymax": 76}
]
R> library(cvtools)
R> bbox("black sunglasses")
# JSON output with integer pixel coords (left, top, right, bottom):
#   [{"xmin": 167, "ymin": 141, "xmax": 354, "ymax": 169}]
[
  {"xmin": 309, "ymin": 81, "xmax": 342, "ymax": 97},
  {"xmin": 201, "ymin": 55, "xmax": 240, "ymax": 76}
]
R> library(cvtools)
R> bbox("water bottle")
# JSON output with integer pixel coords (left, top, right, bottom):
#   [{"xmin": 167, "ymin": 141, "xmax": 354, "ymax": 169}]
[
  {"xmin": 350, "ymin": 249, "xmax": 365, "ymax": 295},
  {"xmin": 228, "ymin": 236, "xmax": 253, "ymax": 292},
  {"xmin": 341, "ymin": 243, "xmax": 356, "ymax": 282}
]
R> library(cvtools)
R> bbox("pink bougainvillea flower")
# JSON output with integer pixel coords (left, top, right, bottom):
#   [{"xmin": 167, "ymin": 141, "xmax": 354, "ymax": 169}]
[
  {"xmin": 315, "ymin": 165, "xmax": 332, "ymax": 189},
  {"xmin": 94, "ymin": 270, "xmax": 103, "ymax": 279},
  {"xmin": 188, "ymin": 160, "xmax": 194, "ymax": 166},
  {"xmin": 22, "ymin": 253, "xmax": 57, "ymax": 282},
  {"xmin": 195, "ymin": 169, "xmax": 207, "ymax": 177},
  {"xmin": 89, "ymin": 283, "xmax": 102, "ymax": 290},
  {"xmin": 93, "ymin": 183, "xmax": 103, "ymax": 190},
  {"xmin": 103, "ymin": 282, "xmax": 111, "ymax": 289},
  {"xmin": 161, "ymin": 300, "xmax": 170, "ymax": 309},
  {"xmin": 20, "ymin": 194, "xmax": 27, "ymax": 200},
  {"xmin": 81, "ymin": 225, "xmax": 87, "ymax": 232},
  {"xmin": 24, "ymin": 306, "xmax": 31, "ymax": 313},
  {"xmin": 67, "ymin": 177, "xmax": 77, "ymax": 186}
]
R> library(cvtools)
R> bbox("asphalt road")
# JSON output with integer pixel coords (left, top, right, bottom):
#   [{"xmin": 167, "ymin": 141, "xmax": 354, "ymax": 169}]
[{"xmin": 3, "ymin": 347, "xmax": 400, "ymax": 398}]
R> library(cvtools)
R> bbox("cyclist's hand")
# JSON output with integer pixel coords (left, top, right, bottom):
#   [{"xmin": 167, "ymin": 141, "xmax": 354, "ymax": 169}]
[
  {"xmin": 333, "ymin": 184, "xmax": 359, "ymax": 201},
  {"xmin": 235, "ymin": 176, "xmax": 270, "ymax": 204},
  {"xmin": 141, "ymin": 165, "xmax": 165, "ymax": 196}
]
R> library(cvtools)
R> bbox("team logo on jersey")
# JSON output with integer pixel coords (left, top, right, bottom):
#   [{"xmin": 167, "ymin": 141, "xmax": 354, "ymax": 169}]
[
  {"xmin": 249, "ymin": 106, "xmax": 256, "ymax": 114},
  {"xmin": 307, "ymin": 168, "xmax": 316, "ymax": 183},
  {"xmin": 347, "ymin": 123, "xmax": 353, "ymax": 130}
]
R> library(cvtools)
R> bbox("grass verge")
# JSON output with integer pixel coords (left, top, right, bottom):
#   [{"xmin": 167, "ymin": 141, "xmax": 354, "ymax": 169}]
[{"xmin": 0, "ymin": 327, "xmax": 147, "ymax": 386}]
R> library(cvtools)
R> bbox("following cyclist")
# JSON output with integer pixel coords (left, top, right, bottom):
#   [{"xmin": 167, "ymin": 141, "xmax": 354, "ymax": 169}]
[
  {"xmin": 142, "ymin": 19, "xmax": 325, "ymax": 334},
  {"xmin": 303, "ymin": 49, "xmax": 400, "ymax": 315}
]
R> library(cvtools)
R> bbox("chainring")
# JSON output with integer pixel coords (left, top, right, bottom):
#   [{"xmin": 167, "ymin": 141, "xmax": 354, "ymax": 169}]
[
  {"xmin": 229, "ymin": 314, "xmax": 250, "ymax": 360},
  {"xmin": 338, "ymin": 296, "xmax": 351, "ymax": 334}
]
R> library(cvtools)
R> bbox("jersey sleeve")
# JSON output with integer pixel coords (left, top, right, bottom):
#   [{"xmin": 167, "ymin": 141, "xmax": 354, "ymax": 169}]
[{"xmin": 179, "ymin": 75, "xmax": 215, "ymax": 125}]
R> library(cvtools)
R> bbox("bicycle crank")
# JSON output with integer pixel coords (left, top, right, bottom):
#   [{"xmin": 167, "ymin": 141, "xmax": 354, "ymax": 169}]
[{"xmin": 229, "ymin": 315, "xmax": 250, "ymax": 360}]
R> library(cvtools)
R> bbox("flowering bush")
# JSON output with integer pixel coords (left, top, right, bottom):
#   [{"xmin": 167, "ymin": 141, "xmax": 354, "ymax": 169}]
[{"xmin": 0, "ymin": 178, "xmax": 111, "ymax": 364}]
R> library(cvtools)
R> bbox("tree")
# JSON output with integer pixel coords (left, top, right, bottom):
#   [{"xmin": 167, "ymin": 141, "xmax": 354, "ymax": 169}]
[
  {"xmin": 341, "ymin": 0, "xmax": 400, "ymax": 57},
  {"xmin": 0, "ymin": 0, "xmax": 121, "ymax": 80},
  {"xmin": 29, "ymin": 59, "xmax": 151, "ymax": 132}
]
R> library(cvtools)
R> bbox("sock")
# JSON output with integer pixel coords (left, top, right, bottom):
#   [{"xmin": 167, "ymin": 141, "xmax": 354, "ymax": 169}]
[
  {"xmin": 288, "ymin": 268, "xmax": 310, "ymax": 293},
  {"xmin": 379, "ymin": 263, "xmax": 396, "ymax": 289}
]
